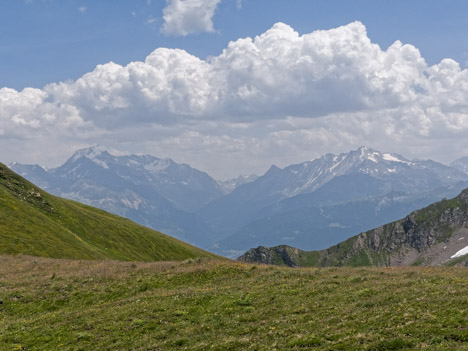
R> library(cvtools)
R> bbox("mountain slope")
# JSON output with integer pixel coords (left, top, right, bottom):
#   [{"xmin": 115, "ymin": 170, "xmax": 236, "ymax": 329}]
[
  {"xmin": 217, "ymin": 174, "xmax": 258, "ymax": 194},
  {"xmin": 201, "ymin": 146, "xmax": 468, "ymax": 242},
  {"xmin": 0, "ymin": 163, "xmax": 217, "ymax": 261},
  {"xmin": 451, "ymin": 156, "xmax": 468, "ymax": 174},
  {"xmin": 10, "ymin": 146, "xmax": 222, "ymax": 247},
  {"xmin": 216, "ymin": 179, "xmax": 468, "ymax": 257},
  {"xmin": 56, "ymin": 146, "xmax": 223, "ymax": 212},
  {"xmin": 238, "ymin": 188, "xmax": 468, "ymax": 267}
]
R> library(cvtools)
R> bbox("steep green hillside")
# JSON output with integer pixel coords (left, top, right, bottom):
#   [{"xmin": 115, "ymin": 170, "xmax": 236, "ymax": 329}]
[
  {"xmin": 239, "ymin": 188, "xmax": 468, "ymax": 267},
  {"xmin": 0, "ymin": 163, "xmax": 217, "ymax": 261}
]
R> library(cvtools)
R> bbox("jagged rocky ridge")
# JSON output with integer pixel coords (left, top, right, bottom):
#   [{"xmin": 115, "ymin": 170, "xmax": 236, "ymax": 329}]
[{"xmin": 238, "ymin": 188, "xmax": 468, "ymax": 267}]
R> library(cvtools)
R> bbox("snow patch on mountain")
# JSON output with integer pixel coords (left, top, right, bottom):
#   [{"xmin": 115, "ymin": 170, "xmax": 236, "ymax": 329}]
[
  {"xmin": 383, "ymin": 153, "xmax": 405, "ymax": 163},
  {"xmin": 218, "ymin": 174, "xmax": 258, "ymax": 194},
  {"xmin": 451, "ymin": 245, "xmax": 468, "ymax": 259},
  {"xmin": 121, "ymin": 198, "xmax": 143, "ymax": 210},
  {"xmin": 143, "ymin": 159, "xmax": 172, "ymax": 173}
]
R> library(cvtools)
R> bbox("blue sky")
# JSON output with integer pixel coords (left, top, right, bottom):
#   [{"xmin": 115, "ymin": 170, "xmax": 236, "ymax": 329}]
[
  {"xmin": 2, "ymin": 0, "xmax": 468, "ymax": 90},
  {"xmin": 1, "ymin": 0, "xmax": 468, "ymax": 178}
]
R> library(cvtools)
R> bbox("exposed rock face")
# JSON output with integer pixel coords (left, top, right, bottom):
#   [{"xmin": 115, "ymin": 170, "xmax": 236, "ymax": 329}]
[
  {"xmin": 238, "ymin": 188, "xmax": 468, "ymax": 267},
  {"xmin": 239, "ymin": 245, "xmax": 303, "ymax": 267}
]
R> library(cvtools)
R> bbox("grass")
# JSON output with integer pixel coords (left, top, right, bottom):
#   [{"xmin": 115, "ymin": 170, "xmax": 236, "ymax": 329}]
[
  {"xmin": 1, "ymin": 255, "xmax": 468, "ymax": 350},
  {"xmin": 0, "ymin": 163, "xmax": 217, "ymax": 261}
]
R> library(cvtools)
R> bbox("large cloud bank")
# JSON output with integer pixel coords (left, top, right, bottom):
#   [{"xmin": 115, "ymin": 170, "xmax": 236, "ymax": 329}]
[{"xmin": 1, "ymin": 22, "xmax": 468, "ymax": 178}]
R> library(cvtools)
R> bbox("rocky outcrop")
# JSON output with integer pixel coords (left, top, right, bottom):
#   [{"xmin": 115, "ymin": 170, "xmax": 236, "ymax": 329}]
[{"xmin": 239, "ymin": 245, "xmax": 303, "ymax": 267}]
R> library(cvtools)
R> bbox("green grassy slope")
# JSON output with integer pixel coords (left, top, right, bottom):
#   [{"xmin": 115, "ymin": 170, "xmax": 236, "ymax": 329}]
[
  {"xmin": 0, "ymin": 163, "xmax": 217, "ymax": 261},
  {"xmin": 1, "ymin": 255, "xmax": 468, "ymax": 350}
]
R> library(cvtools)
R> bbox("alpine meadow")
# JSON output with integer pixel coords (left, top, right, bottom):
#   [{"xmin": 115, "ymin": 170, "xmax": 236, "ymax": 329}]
[{"xmin": 1, "ymin": 1, "xmax": 468, "ymax": 350}]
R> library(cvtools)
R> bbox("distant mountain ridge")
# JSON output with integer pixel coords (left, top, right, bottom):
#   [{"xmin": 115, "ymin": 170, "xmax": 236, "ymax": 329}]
[
  {"xmin": 51, "ymin": 145, "xmax": 223, "ymax": 212},
  {"xmin": 451, "ymin": 156, "xmax": 468, "ymax": 175},
  {"xmin": 201, "ymin": 147, "xmax": 468, "ymax": 256},
  {"xmin": 217, "ymin": 174, "xmax": 259, "ymax": 194},
  {"xmin": 10, "ymin": 145, "xmax": 223, "ymax": 246},
  {"xmin": 10, "ymin": 146, "xmax": 468, "ymax": 256},
  {"xmin": 238, "ymin": 188, "xmax": 468, "ymax": 267}
]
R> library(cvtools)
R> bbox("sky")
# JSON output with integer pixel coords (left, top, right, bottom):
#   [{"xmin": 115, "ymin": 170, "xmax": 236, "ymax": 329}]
[{"xmin": 1, "ymin": 0, "xmax": 468, "ymax": 179}]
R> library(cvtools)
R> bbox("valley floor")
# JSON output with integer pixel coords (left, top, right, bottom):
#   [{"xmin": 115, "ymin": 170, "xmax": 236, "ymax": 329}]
[{"xmin": 1, "ymin": 255, "xmax": 467, "ymax": 350}]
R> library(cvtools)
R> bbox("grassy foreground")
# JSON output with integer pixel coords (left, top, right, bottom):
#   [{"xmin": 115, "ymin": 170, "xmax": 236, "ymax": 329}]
[{"xmin": 1, "ymin": 256, "xmax": 467, "ymax": 350}]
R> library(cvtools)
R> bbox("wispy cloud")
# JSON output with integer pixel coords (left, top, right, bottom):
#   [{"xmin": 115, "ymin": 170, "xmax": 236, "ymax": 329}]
[
  {"xmin": 145, "ymin": 16, "xmax": 157, "ymax": 25},
  {"xmin": 78, "ymin": 6, "xmax": 87, "ymax": 14}
]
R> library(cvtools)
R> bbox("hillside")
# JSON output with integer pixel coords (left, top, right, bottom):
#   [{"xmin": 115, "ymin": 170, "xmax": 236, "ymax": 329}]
[
  {"xmin": 10, "ymin": 146, "xmax": 222, "ymax": 247},
  {"xmin": 2, "ymin": 255, "xmax": 468, "ymax": 350},
  {"xmin": 0, "ymin": 163, "xmax": 217, "ymax": 261},
  {"xmin": 239, "ymin": 188, "xmax": 468, "ymax": 267}
]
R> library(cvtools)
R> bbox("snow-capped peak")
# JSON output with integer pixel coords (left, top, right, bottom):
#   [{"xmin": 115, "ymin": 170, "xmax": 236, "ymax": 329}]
[
  {"xmin": 71, "ymin": 145, "xmax": 129, "ymax": 161},
  {"xmin": 70, "ymin": 145, "xmax": 131, "ymax": 169},
  {"xmin": 143, "ymin": 158, "xmax": 172, "ymax": 173},
  {"xmin": 382, "ymin": 153, "xmax": 407, "ymax": 163},
  {"xmin": 350, "ymin": 146, "xmax": 378, "ymax": 162},
  {"xmin": 268, "ymin": 146, "xmax": 458, "ymax": 198},
  {"xmin": 351, "ymin": 146, "xmax": 411, "ymax": 165}
]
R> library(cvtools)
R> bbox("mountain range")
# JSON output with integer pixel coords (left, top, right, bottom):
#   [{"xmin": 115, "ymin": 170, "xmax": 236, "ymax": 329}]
[
  {"xmin": 10, "ymin": 146, "xmax": 468, "ymax": 257},
  {"xmin": 238, "ymin": 188, "xmax": 468, "ymax": 267},
  {"xmin": 199, "ymin": 147, "xmax": 468, "ymax": 256},
  {"xmin": 10, "ymin": 146, "xmax": 224, "ymax": 247}
]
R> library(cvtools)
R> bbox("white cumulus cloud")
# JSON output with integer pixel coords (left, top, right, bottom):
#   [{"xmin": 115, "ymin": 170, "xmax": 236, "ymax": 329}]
[
  {"xmin": 162, "ymin": 0, "xmax": 221, "ymax": 36},
  {"xmin": 1, "ymin": 21, "xmax": 468, "ymax": 178}
]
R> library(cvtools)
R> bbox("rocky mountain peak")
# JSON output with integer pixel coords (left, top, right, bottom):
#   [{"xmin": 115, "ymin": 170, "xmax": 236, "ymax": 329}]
[
  {"xmin": 66, "ymin": 145, "xmax": 179, "ymax": 174},
  {"xmin": 347, "ymin": 146, "xmax": 410, "ymax": 165}
]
